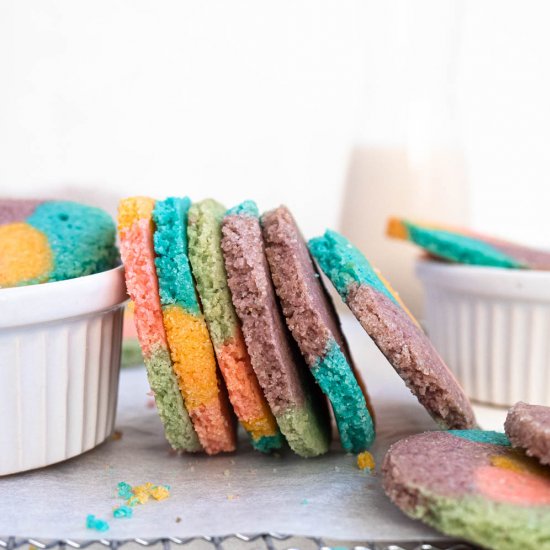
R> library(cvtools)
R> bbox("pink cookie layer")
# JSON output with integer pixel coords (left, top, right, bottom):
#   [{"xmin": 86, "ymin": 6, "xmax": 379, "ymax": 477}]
[{"xmin": 119, "ymin": 218, "xmax": 168, "ymax": 358}]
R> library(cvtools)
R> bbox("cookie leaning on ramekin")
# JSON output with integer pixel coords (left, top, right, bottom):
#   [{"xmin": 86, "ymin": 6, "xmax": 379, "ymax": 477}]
[{"xmin": 118, "ymin": 197, "xmax": 202, "ymax": 452}]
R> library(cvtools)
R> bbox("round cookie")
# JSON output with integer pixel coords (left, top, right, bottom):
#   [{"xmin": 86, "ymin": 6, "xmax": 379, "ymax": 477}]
[
  {"xmin": 221, "ymin": 200, "xmax": 331, "ymax": 458},
  {"xmin": 505, "ymin": 402, "xmax": 550, "ymax": 466},
  {"xmin": 153, "ymin": 197, "xmax": 237, "ymax": 455},
  {"xmin": 1, "ymin": 199, "xmax": 118, "ymax": 288},
  {"xmin": 187, "ymin": 199, "xmax": 283, "ymax": 453},
  {"xmin": 118, "ymin": 197, "xmax": 201, "ymax": 452},
  {"xmin": 261, "ymin": 205, "xmax": 375, "ymax": 453},
  {"xmin": 309, "ymin": 229, "xmax": 476, "ymax": 430},
  {"xmin": 387, "ymin": 217, "xmax": 550, "ymax": 270},
  {"xmin": 383, "ymin": 430, "xmax": 550, "ymax": 550}
]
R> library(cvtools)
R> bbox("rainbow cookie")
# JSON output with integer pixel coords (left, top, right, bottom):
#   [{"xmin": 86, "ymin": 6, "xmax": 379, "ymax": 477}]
[
  {"xmin": 0, "ymin": 199, "xmax": 118, "ymax": 288},
  {"xmin": 261, "ymin": 206, "xmax": 375, "ymax": 453},
  {"xmin": 383, "ymin": 430, "xmax": 550, "ymax": 550},
  {"xmin": 153, "ymin": 197, "xmax": 237, "ymax": 455},
  {"xmin": 309, "ymin": 230, "xmax": 476, "ymax": 430},
  {"xmin": 505, "ymin": 402, "xmax": 550, "ymax": 466},
  {"xmin": 387, "ymin": 217, "xmax": 550, "ymax": 269},
  {"xmin": 221, "ymin": 201, "xmax": 330, "ymax": 457},
  {"xmin": 118, "ymin": 197, "xmax": 201, "ymax": 452},
  {"xmin": 187, "ymin": 199, "xmax": 283, "ymax": 453}
]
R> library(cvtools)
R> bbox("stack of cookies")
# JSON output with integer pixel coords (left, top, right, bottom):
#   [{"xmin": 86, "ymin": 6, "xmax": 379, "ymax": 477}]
[{"xmin": 118, "ymin": 197, "xmax": 476, "ymax": 457}]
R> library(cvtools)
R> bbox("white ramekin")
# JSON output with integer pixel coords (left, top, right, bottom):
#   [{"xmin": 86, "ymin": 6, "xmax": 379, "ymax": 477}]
[
  {"xmin": 0, "ymin": 266, "xmax": 127, "ymax": 476},
  {"xmin": 417, "ymin": 259, "xmax": 550, "ymax": 408}
]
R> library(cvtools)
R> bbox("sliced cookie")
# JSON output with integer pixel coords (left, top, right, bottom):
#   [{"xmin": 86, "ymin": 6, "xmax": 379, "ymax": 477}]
[
  {"xmin": 383, "ymin": 430, "xmax": 550, "ymax": 550},
  {"xmin": 505, "ymin": 402, "xmax": 550, "ymax": 466},
  {"xmin": 388, "ymin": 217, "xmax": 550, "ymax": 269},
  {"xmin": 221, "ymin": 201, "xmax": 330, "ymax": 457},
  {"xmin": 187, "ymin": 199, "xmax": 283, "ymax": 453},
  {"xmin": 261, "ymin": 205, "xmax": 375, "ymax": 453},
  {"xmin": 309, "ymin": 229, "xmax": 476, "ymax": 430},
  {"xmin": 153, "ymin": 197, "xmax": 236, "ymax": 455},
  {"xmin": 1, "ymin": 199, "xmax": 118, "ymax": 288},
  {"xmin": 118, "ymin": 197, "xmax": 201, "ymax": 452}
]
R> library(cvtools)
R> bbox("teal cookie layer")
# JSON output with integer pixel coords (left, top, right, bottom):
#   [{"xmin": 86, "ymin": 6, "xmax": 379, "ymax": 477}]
[
  {"xmin": 308, "ymin": 229, "xmax": 398, "ymax": 304},
  {"xmin": 145, "ymin": 345, "xmax": 202, "ymax": 451},
  {"xmin": 253, "ymin": 434, "xmax": 285, "ymax": 453},
  {"xmin": 403, "ymin": 221, "xmax": 523, "ymax": 268},
  {"xmin": 226, "ymin": 200, "xmax": 259, "ymax": 217},
  {"xmin": 152, "ymin": 197, "xmax": 200, "ymax": 313},
  {"xmin": 27, "ymin": 201, "xmax": 119, "ymax": 281},
  {"xmin": 312, "ymin": 340, "xmax": 375, "ymax": 452},
  {"xmin": 448, "ymin": 429, "xmax": 511, "ymax": 446}
]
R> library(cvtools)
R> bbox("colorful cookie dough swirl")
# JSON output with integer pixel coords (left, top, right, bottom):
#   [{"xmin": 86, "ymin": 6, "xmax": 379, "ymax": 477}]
[
  {"xmin": 309, "ymin": 229, "xmax": 476, "ymax": 430},
  {"xmin": 153, "ymin": 197, "xmax": 237, "ymax": 455},
  {"xmin": 221, "ymin": 201, "xmax": 330, "ymax": 458},
  {"xmin": 187, "ymin": 199, "xmax": 283, "ymax": 453},
  {"xmin": 387, "ymin": 217, "xmax": 550, "ymax": 269},
  {"xmin": 383, "ymin": 430, "xmax": 550, "ymax": 550},
  {"xmin": 118, "ymin": 197, "xmax": 201, "ymax": 452},
  {"xmin": 262, "ymin": 206, "xmax": 375, "ymax": 453},
  {"xmin": 0, "ymin": 199, "xmax": 118, "ymax": 288}
]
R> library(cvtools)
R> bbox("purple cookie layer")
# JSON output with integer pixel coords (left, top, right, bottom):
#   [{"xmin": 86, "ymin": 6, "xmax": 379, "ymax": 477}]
[
  {"xmin": 347, "ymin": 283, "xmax": 476, "ymax": 429},
  {"xmin": 505, "ymin": 402, "xmax": 550, "ymax": 465},
  {"xmin": 0, "ymin": 199, "xmax": 44, "ymax": 225},
  {"xmin": 382, "ymin": 431, "xmax": 508, "ymax": 507},
  {"xmin": 221, "ymin": 205, "xmax": 330, "ymax": 457}
]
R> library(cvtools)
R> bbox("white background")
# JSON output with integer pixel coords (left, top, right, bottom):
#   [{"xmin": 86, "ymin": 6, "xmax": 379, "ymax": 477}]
[{"xmin": 1, "ymin": 1, "xmax": 549, "ymax": 252}]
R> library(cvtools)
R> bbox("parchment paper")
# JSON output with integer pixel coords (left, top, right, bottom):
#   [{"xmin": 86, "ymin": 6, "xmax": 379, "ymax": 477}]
[{"xmin": 0, "ymin": 315, "xmax": 450, "ymax": 541}]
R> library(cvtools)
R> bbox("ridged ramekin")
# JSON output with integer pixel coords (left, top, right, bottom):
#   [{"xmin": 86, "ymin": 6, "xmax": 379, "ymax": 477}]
[
  {"xmin": 0, "ymin": 266, "xmax": 127, "ymax": 476},
  {"xmin": 417, "ymin": 259, "xmax": 550, "ymax": 408}
]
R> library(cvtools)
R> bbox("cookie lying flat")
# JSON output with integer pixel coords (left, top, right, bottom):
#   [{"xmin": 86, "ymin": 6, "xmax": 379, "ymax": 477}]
[
  {"xmin": 383, "ymin": 430, "xmax": 550, "ymax": 550},
  {"xmin": 505, "ymin": 402, "xmax": 550, "ymax": 466},
  {"xmin": 153, "ymin": 197, "xmax": 236, "ymax": 455},
  {"xmin": 222, "ymin": 201, "xmax": 330, "ymax": 457},
  {"xmin": 118, "ymin": 197, "xmax": 201, "ymax": 452},
  {"xmin": 187, "ymin": 199, "xmax": 283, "ymax": 453},
  {"xmin": 309, "ymin": 230, "xmax": 476, "ymax": 430},
  {"xmin": 388, "ymin": 217, "xmax": 550, "ymax": 269},
  {"xmin": 1, "ymin": 199, "xmax": 118, "ymax": 288},
  {"xmin": 261, "ymin": 205, "xmax": 375, "ymax": 453}
]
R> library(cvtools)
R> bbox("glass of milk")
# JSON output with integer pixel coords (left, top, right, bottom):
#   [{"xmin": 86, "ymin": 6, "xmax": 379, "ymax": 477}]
[{"xmin": 339, "ymin": 1, "xmax": 469, "ymax": 318}]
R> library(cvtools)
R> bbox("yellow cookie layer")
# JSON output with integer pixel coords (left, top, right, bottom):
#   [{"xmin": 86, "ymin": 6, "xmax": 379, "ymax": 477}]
[
  {"xmin": 118, "ymin": 196, "xmax": 155, "ymax": 230},
  {"xmin": 241, "ymin": 414, "xmax": 279, "ymax": 441},
  {"xmin": 162, "ymin": 305, "xmax": 220, "ymax": 411},
  {"xmin": 374, "ymin": 267, "xmax": 420, "ymax": 328},
  {"xmin": 0, "ymin": 223, "xmax": 52, "ymax": 287}
]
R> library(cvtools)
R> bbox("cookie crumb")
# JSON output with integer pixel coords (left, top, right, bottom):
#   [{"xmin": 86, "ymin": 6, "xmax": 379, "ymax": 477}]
[
  {"xmin": 111, "ymin": 430, "xmax": 123, "ymax": 441},
  {"xmin": 86, "ymin": 514, "xmax": 109, "ymax": 532},
  {"xmin": 176, "ymin": 517, "xmax": 182, "ymax": 523},
  {"xmin": 113, "ymin": 505, "xmax": 133, "ymax": 519},
  {"xmin": 117, "ymin": 481, "xmax": 133, "ymax": 499},
  {"xmin": 357, "ymin": 451, "xmax": 375, "ymax": 471}
]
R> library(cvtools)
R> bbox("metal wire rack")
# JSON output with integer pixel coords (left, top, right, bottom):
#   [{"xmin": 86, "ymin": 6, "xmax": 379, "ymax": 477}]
[{"xmin": 0, "ymin": 534, "xmax": 479, "ymax": 550}]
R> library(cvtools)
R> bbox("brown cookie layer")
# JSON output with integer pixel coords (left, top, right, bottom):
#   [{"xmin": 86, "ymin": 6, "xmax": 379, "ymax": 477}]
[
  {"xmin": 0, "ymin": 199, "xmax": 43, "ymax": 225},
  {"xmin": 347, "ymin": 283, "xmax": 476, "ymax": 429},
  {"xmin": 505, "ymin": 402, "xmax": 550, "ymax": 465},
  {"xmin": 221, "ymin": 212, "xmax": 310, "ymax": 415}
]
